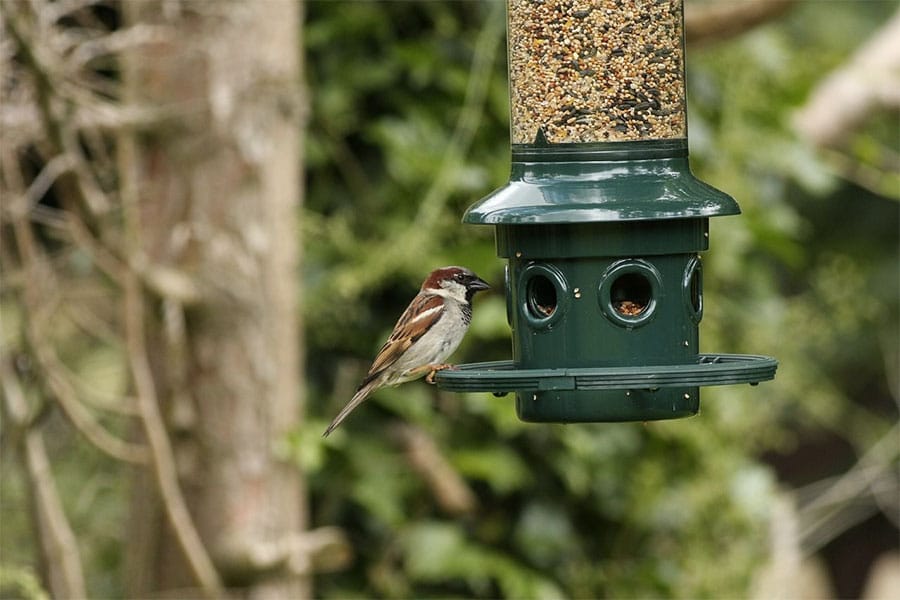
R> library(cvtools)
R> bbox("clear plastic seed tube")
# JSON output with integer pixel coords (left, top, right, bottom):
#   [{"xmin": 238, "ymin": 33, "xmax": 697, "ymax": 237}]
[{"xmin": 509, "ymin": 0, "xmax": 687, "ymax": 144}]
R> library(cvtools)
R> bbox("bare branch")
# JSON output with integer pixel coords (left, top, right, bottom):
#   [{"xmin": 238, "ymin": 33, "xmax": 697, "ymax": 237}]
[
  {"xmin": 214, "ymin": 527, "xmax": 352, "ymax": 580},
  {"xmin": 29, "ymin": 327, "xmax": 150, "ymax": 464},
  {"xmin": 814, "ymin": 147, "xmax": 900, "ymax": 200},
  {"xmin": 68, "ymin": 23, "xmax": 171, "ymax": 67},
  {"xmin": 122, "ymin": 273, "xmax": 225, "ymax": 598},
  {"xmin": 60, "ymin": 210, "xmax": 127, "ymax": 283},
  {"xmin": 18, "ymin": 154, "xmax": 78, "ymax": 216},
  {"xmin": 3, "ymin": 2, "xmax": 109, "ymax": 214},
  {"xmin": 393, "ymin": 423, "xmax": 479, "ymax": 517},
  {"xmin": 0, "ymin": 99, "xmax": 190, "ymax": 144},
  {"xmin": 685, "ymin": 0, "xmax": 796, "ymax": 47},
  {"xmin": 38, "ymin": 0, "xmax": 109, "ymax": 27},
  {"xmin": 50, "ymin": 350, "xmax": 139, "ymax": 417},
  {"xmin": 129, "ymin": 258, "xmax": 204, "ymax": 305},
  {"xmin": 1, "ymin": 359, "xmax": 87, "ymax": 599},
  {"xmin": 797, "ymin": 423, "xmax": 900, "ymax": 555},
  {"xmin": 793, "ymin": 8, "xmax": 900, "ymax": 148},
  {"xmin": 1, "ymin": 147, "xmax": 148, "ymax": 464}
]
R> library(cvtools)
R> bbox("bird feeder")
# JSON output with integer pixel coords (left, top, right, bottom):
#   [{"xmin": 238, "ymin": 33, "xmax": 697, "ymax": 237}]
[{"xmin": 435, "ymin": 0, "xmax": 777, "ymax": 422}]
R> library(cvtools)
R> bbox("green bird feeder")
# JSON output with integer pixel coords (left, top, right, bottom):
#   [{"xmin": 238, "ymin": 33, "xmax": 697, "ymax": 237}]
[{"xmin": 435, "ymin": 0, "xmax": 777, "ymax": 422}]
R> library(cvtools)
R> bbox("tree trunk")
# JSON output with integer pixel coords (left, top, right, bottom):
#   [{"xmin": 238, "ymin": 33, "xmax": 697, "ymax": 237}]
[{"xmin": 120, "ymin": 2, "xmax": 307, "ymax": 597}]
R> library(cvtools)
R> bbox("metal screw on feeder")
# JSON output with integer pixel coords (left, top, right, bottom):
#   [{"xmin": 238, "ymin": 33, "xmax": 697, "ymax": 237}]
[{"xmin": 434, "ymin": 0, "xmax": 777, "ymax": 422}]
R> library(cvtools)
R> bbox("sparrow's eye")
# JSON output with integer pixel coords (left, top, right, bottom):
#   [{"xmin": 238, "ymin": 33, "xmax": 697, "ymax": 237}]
[{"xmin": 454, "ymin": 273, "xmax": 464, "ymax": 281}]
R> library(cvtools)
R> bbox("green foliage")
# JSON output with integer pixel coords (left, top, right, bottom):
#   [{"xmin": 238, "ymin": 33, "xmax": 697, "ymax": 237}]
[{"xmin": 0, "ymin": 565, "xmax": 50, "ymax": 600}]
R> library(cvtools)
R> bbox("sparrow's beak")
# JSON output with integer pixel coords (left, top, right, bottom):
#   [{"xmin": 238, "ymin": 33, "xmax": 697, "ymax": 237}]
[{"xmin": 469, "ymin": 276, "xmax": 490, "ymax": 292}]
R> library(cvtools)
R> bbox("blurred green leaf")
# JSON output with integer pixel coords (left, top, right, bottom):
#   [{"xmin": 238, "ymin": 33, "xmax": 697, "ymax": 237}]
[
  {"xmin": 403, "ymin": 522, "xmax": 564, "ymax": 599},
  {"xmin": 450, "ymin": 445, "xmax": 531, "ymax": 494}
]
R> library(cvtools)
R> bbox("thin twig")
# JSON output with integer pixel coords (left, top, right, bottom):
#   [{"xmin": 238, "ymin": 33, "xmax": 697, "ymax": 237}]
[
  {"xmin": 797, "ymin": 423, "xmax": 900, "ymax": 555},
  {"xmin": 19, "ymin": 153, "xmax": 78, "ymax": 215},
  {"xmin": 1, "ymin": 359, "xmax": 88, "ymax": 600},
  {"xmin": 3, "ymin": 2, "xmax": 109, "ymax": 214},
  {"xmin": 68, "ymin": 23, "xmax": 171, "ymax": 66},
  {"xmin": 393, "ymin": 422, "xmax": 478, "ymax": 517},
  {"xmin": 30, "ymin": 342, "xmax": 149, "ymax": 463},
  {"xmin": 52, "ymin": 353, "xmax": 139, "ymax": 417},
  {"xmin": 818, "ymin": 146, "xmax": 900, "ymax": 200},
  {"xmin": 1, "ymin": 146, "xmax": 148, "ymax": 464},
  {"xmin": 122, "ymin": 273, "xmax": 225, "ymax": 598}
]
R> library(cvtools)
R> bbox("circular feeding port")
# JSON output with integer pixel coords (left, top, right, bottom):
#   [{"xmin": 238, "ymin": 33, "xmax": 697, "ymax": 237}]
[
  {"xmin": 682, "ymin": 256, "xmax": 703, "ymax": 323},
  {"xmin": 599, "ymin": 260, "xmax": 660, "ymax": 327},
  {"xmin": 527, "ymin": 274, "xmax": 557, "ymax": 319},
  {"xmin": 518, "ymin": 263, "xmax": 569, "ymax": 329},
  {"xmin": 611, "ymin": 272, "xmax": 652, "ymax": 317}
]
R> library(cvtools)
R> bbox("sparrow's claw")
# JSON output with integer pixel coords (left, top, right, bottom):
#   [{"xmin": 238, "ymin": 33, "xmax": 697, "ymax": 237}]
[{"xmin": 425, "ymin": 364, "xmax": 455, "ymax": 384}]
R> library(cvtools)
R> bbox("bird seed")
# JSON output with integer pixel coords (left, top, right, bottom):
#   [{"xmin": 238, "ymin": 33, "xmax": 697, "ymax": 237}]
[{"xmin": 508, "ymin": 0, "xmax": 687, "ymax": 144}]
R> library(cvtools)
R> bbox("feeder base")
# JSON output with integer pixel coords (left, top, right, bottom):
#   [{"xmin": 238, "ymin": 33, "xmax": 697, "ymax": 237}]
[
  {"xmin": 434, "ymin": 353, "xmax": 777, "ymax": 423},
  {"xmin": 515, "ymin": 387, "xmax": 699, "ymax": 422}
]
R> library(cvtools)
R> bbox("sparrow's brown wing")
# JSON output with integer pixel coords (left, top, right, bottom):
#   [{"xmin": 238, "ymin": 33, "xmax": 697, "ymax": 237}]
[{"xmin": 364, "ymin": 293, "xmax": 444, "ymax": 382}]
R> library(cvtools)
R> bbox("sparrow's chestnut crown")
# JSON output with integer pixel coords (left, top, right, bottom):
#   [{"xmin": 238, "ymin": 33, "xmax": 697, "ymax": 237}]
[{"xmin": 425, "ymin": 266, "xmax": 490, "ymax": 294}]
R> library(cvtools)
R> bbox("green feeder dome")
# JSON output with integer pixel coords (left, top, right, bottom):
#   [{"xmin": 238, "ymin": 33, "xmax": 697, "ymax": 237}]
[{"xmin": 434, "ymin": 0, "xmax": 776, "ymax": 422}]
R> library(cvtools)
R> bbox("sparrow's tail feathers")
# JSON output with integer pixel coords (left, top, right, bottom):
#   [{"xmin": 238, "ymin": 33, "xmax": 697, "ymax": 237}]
[{"xmin": 322, "ymin": 377, "xmax": 381, "ymax": 437}]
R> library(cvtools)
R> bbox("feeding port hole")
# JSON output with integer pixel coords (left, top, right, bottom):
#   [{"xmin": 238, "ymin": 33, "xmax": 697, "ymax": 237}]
[
  {"xmin": 527, "ymin": 274, "xmax": 557, "ymax": 318},
  {"xmin": 519, "ymin": 263, "xmax": 569, "ymax": 328},
  {"xmin": 686, "ymin": 257, "xmax": 703, "ymax": 320},
  {"xmin": 611, "ymin": 272, "xmax": 651, "ymax": 316},
  {"xmin": 599, "ymin": 260, "xmax": 661, "ymax": 327}
]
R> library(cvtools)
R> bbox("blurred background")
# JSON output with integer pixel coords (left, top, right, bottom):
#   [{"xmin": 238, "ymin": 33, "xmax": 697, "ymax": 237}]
[{"xmin": 1, "ymin": 0, "xmax": 898, "ymax": 598}]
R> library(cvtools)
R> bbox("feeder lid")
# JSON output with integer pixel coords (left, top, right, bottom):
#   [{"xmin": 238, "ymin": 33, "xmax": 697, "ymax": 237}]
[{"xmin": 464, "ymin": 139, "xmax": 741, "ymax": 225}]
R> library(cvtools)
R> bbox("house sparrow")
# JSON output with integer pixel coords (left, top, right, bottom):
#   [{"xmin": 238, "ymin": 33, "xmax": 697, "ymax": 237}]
[{"xmin": 323, "ymin": 266, "xmax": 490, "ymax": 437}]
